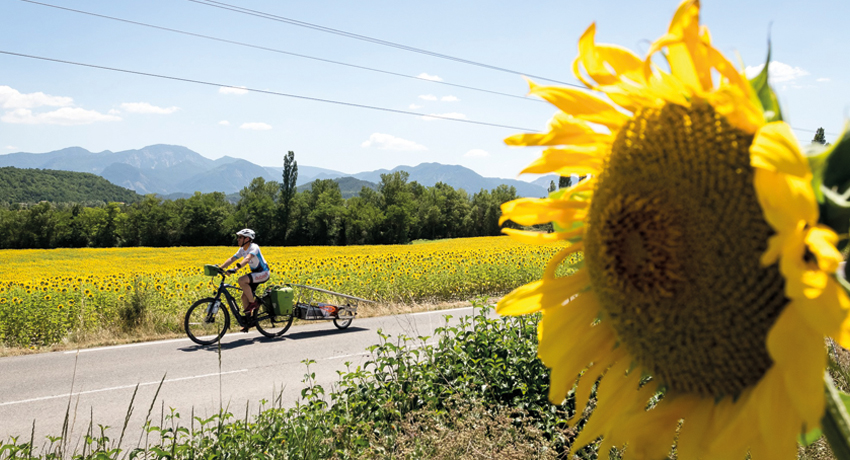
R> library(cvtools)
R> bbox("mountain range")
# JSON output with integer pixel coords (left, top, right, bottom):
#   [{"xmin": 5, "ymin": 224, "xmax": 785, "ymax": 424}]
[{"xmin": 0, "ymin": 144, "xmax": 549, "ymax": 198}]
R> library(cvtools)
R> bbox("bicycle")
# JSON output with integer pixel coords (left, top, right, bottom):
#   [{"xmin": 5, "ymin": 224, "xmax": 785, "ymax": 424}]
[{"xmin": 184, "ymin": 265, "xmax": 294, "ymax": 345}]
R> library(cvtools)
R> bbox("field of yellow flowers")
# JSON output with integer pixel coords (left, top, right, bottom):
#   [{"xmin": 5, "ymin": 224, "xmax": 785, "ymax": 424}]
[{"xmin": 0, "ymin": 236, "xmax": 571, "ymax": 347}]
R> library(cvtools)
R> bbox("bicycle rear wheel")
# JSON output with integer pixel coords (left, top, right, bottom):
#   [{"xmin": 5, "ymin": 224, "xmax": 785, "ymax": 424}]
[
  {"xmin": 255, "ymin": 311, "xmax": 294, "ymax": 338},
  {"xmin": 185, "ymin": 297, "xmax": 230, "ymax": 345}
]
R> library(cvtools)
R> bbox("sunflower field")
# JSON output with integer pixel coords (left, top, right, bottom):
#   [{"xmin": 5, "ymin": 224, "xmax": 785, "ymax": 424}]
[{"xmin": 0, "ymin": 236, "xmax": 568, "ymax": 348}]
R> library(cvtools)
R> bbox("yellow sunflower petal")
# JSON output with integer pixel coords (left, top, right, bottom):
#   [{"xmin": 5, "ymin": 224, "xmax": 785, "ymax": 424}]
[
  {"xmin": 753, "ymin": 169, "xmax": 818, "ymax": 230},
  {"xmin": 573, "ymin": 23, "xmax": 643, "ymax": 86},
  {"xmin": 706, "ymin": 391, "xmax": 759, "ymax": 458},
  {"xmin": 499, "ymin": 197, "xmax": 589, "ymax": 227},
  {"xmin": 806, "ymin": 225, "xmax": 842, "ymax": 273},
  {"xmin": 501, "ymin": 227, "xmax": 583, "ymax": 245},
  {"xmin": 542, "ymin": 245, "xmax": 585, "ymax": 280},
  {"xmin": 760, "ymin": 233, "xmax": 783, "ymax": 267},
  {"xmin": 794, "ymin": 278, "xmax": 850, "ymax": 338},
  {"xmin": 750, "ymin": 122, "xmax": 811, "ymax": 179},
  {"xmin": 496, "ymin": 268, "xmax": 589, "ymax": 316},
  {"xmin": 839, "ymin": 310, "xmax": 850, "ymax": 349},
  {"xmin": 666, "ymin": 0, "xmax": 704, "ymax": 81},
  {"xmin": 572, "ymin": 348, "xmax": 623, "ymax": 419},
  {"xmin": 505, "ymin": 112, "xmax": 609, "ymax": 147},
  {"xmin": 570, "ymin": 360, "xmax": 636, "ymax": 451},
  {"xmin": 645, "ymin": 0, "xmax": 705, "ymax": 92},
  {"xmin": 619, "ymin": 395, "xmax": 699, "ymax": 459},
  {"xmin": 526, "ymin": 80, "xmax": 629, "ymax": 130},
  {"xmin": 703, "ymin": 40, "xmax": 751, "ymax": 97},
  {"xmin": 675, "ymin": 397, "xmax": 716, "ymax": 459},
  {"xmin": 753, "ymin": 369, "xmax": 800, "ymax": 459},
  {"xmin": 767, "ymin": 305, "xmax": 826, "ymax": 429},
  {"xmin": 646, "ymin": 34, "xmax": 701, "ymax": 93},
  {"xmin": 519, "ymin": 145, "xmax": 606, "ymax": 176},
  {"xmin": 705, "ymin": 84, "xmax": 764, "ymax": 134},
  {"xmin": 777, "ymin": 223, "xmax": 833, "ymax": 300},
  {"xmin": 541, "ymin": 303, "xmax": 612, "ymax": 403}
]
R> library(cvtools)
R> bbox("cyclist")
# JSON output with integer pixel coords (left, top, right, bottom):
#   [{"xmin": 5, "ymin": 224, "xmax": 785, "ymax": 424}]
[{"xmin": 219, "ymin": 228, "xmax": 270, "ymax": 332}]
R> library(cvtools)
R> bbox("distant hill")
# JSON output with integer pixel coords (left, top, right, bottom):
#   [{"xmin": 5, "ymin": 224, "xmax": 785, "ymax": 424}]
[
  {"xmin": 353, "ymin": 163, "xmax": 546, "ymax": 197},
  {"xmin": 182, "ymin": 159, "xmax": 277, "ymax": 194},
  {"xmin": 265, "ymin": 165, "xmax": 346, "ymax": 186},
  {"xmin": 0, "ymin": 145, "xmax": 548, "ymax": 197},
  {"xmin": 0, "ymin": 167, "xmax": 142, "ymax": 204},
  {"xmin": 297, "ymin": 176, "xmax": 378, "ymax": 199}
]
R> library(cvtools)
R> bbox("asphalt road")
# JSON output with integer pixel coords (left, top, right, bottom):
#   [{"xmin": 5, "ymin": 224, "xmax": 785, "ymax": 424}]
[{"xmin": 0, "ymin": 306, "xmax": 482, "ymax": 450}]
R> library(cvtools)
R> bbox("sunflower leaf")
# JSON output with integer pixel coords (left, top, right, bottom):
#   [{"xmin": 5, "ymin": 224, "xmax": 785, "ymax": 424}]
[
  {"xmin": 819, "ymin": 187, "xmax": 850, "ymax": 249},
  {"xmin": 799, "ymin": 427, "xmax": 823, "ymax": 447},
  {"xmin": 822, "ymin": 374, "xmax": 850, "ymax": 460},
  {"xmin": 748, "ymin": 42, "xmax": 783, "ymax": 123},
  {"xmin": 820, "ymin": 126, "xmax": 850, "ymax": 191},
  {"xmin": 817, "ymin": 127, "xmax": 850, "ymax": 243}
]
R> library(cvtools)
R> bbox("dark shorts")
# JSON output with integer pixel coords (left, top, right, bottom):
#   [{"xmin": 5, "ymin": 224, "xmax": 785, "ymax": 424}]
[{"xmin": 246, "ymin": 271, "xmax": 270, "ymax": 295}]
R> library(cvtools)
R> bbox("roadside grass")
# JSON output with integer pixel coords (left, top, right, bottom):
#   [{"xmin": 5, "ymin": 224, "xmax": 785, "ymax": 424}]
[{"xmin": 0, "ymin": 300, "xmax": 594, "ymax": 459}]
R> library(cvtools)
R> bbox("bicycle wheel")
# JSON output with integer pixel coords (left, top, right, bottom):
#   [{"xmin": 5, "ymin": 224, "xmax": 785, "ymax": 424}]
[
  {"xmin": 185, "ymin": 297, "xmax": 230, "ymax": 345},
  {"xmin": 255, "ymin": 311, "xmax": 294, "ymax": 338},
  {"xmin": 333, "ymin": 317, "xmax": 353, "ymax": 329}
]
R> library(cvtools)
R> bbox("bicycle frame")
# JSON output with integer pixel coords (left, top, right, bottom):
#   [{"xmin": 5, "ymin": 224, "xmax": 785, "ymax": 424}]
[{"xmin": 210, "ymin": 272, "xmax": 257, "ymax": 328}]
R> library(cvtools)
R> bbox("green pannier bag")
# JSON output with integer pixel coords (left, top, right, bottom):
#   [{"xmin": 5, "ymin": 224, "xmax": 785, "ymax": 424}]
[
  {"xmin": 270, "ymin": 286, "xmax": 294, "ymax": 316},
  {"xmin": 203, "ymin": 264, "xmax": 220, "ymax": 276}
]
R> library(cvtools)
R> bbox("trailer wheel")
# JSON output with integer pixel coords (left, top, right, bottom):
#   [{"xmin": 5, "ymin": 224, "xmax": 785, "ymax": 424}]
[{"xmin": 333, "ymin": 317, "xmax": 353, "ymax": 329}]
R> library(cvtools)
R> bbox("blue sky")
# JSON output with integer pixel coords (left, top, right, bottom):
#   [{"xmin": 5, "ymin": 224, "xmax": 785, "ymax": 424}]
[{"xmin": 0, "ymin": 0, "xmax": 846, "ymax": 180}]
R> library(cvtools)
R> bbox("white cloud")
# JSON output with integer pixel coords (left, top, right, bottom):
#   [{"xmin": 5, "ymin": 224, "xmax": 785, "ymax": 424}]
[
  {"xmin": 6, "ymin": 146, "xmax": 17, "ymax": 150},
  {"xmin": 219, "ymin": 86, "xmax": 249, "ymax": 95},
  {"xmin": 421, "ymin": 112, "xmax": 468, "ymax": 121},
  {"xmin": 120, "ymin": 102, "xmax": 179, "ymax": 114},
  {"xmin": 409, "ymin": 104, "xmax": 423, "ymax": 109},
  {"xmin": 419, "ymin": 94, "xmax": 438, "ymax": 101},
  {"xmin": 0, "ymin": 86, "xmax": 73, "ymax": 109},
  {"xmin": 360, "ymin": 133, "xmax": 427, "ymax": 151},
  {"xmin": 240, "ymin": 122, "xmax": 272, "ymax": 130},
  {"xmin": 744, "ymin": 61, "xmax": 810, "ymax": 83},
  {"xmin": 817, "ymin": 77, "xmax": 831, "ymax": 82},
  {"xmin": 464, "ymin": 149, "xmax": 489, "ymax": 158},
  {"xmin": 441, "ymin": 95, "xmax": 459, "ymax": 102},
  {"xmin": 219, "ymin": 120, "xmax": 230, "ymax": 126},
  {"xmin": 2, "ymin": 107, "xmax": 121, "ymax": 125},
  {"xmin": 417, "ymin": 73, "xmax": 443, "ymax": 82},
  {"xmin": 108, "ymin": 109, "xmax": 121, "ymax": 115}
]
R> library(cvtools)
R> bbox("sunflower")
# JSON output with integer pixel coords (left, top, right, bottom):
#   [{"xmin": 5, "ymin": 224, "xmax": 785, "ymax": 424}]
[{"xmin": 497, "ymin": 1, "xmax": 850, "ymax": 458}]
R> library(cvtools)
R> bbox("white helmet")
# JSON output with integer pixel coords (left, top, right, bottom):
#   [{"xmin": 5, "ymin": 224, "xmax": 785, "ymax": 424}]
[{"xmin": 236, "ymin": 228, "xmax": 256, "ymax": 240}]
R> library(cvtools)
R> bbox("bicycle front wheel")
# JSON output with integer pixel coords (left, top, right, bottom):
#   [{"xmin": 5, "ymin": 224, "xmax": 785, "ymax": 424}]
[
  {"xmin": 255, "ymin": 311, "xmax": 294, "ymax": 338},
  {"xmin": 185, "ymin": 297, "xmax": 230, "ymax": 345}
]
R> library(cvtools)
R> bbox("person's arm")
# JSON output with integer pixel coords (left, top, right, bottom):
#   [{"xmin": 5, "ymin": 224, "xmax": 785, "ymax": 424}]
[
  {"xmin": 238, "ymin": 253, "xmax": 255, "ymax": 270},
  {"xmin": 219, "ymin": 256, "xmax": 237, "ymax": 270},
  {"xmin": 222, "ymin": 254, "xmax": 254, "ymax": 272}
]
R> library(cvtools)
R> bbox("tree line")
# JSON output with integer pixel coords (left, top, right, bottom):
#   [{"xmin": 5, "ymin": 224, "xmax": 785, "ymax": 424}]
[{"xmin": 0, "ymin": 152, "xmax": 519, "ymax": 249}]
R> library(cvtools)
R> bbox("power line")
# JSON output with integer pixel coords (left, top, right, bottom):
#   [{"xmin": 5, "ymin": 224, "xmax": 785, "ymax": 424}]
[
  {"xmin": 791, "ymin": 126, "xmax": 840, "ymax": 137},
  {"xmin": 186, "ymin": 1, "xmax": 843, "ymax": 139},
  {"xmin": 186, "ymin": 0, "xmax": 584, "ymax": 88},
  {"xmin": 18, "ymin": 0, "xmax": 546, "ymax": 105},
  {"xmin": 0, "ymin": 49, "xmax": 540, "ymax": 132}
]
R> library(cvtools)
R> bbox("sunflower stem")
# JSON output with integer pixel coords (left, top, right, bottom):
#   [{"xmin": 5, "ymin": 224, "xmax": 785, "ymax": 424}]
[{"xmin": 823, "ymin": 373, "xmax": 850, "ymax": 460}]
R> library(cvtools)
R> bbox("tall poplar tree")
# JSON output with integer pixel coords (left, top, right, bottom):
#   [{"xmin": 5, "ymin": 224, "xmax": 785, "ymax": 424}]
[{"xmin": 279, "ymin": 151, "xmax": 298, "ymax": 244}]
